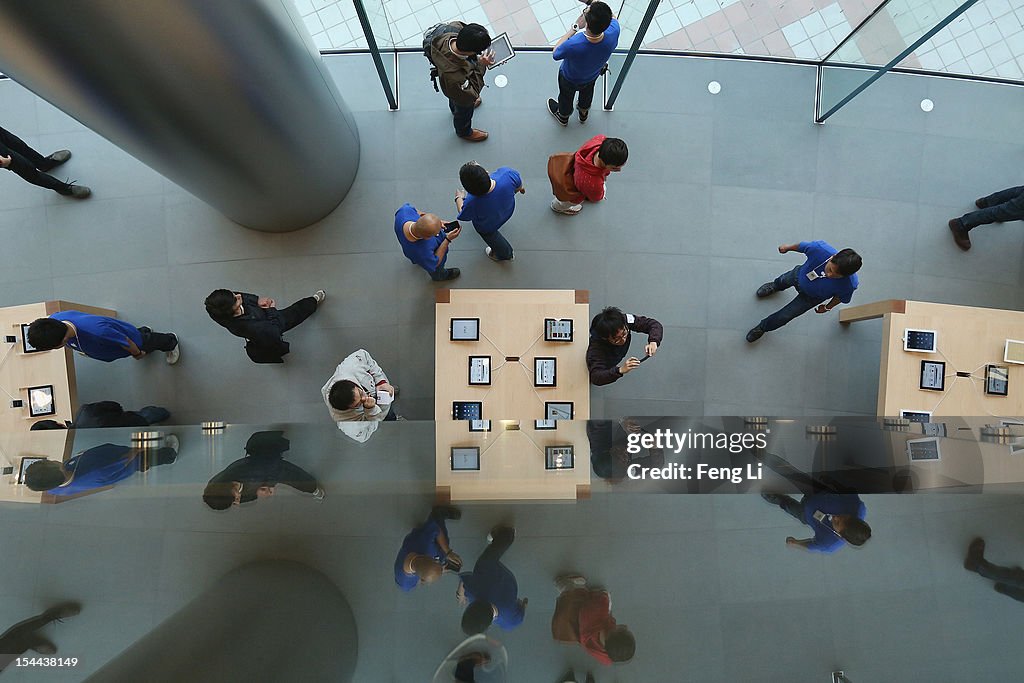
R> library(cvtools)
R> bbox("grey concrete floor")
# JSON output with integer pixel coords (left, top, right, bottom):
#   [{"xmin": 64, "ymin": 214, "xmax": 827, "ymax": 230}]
[{"xmin": 0, "ymin": 53, "xmax": 1023, "ymax": 682}]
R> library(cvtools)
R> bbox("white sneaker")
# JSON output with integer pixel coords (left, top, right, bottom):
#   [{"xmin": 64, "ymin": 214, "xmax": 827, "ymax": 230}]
[
  {"xmin": 550, "ymin": 199, "xmax": 582, "ymax": 215},
  {"xmin": 485, "ymin": 247, "xmax": 513, "ymax": 262},
  {"xmin": 314, "ymin": 289, "xmax": 327, "ymax": 303},
  {"xmin": 165, "ymin": 337, "xmax": 180, "ymax": 365}
]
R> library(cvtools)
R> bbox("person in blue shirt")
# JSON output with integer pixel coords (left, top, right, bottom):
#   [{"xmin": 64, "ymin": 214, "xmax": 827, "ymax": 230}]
[
  {"xmin": 746, "ymin": 241, "xmax": 862, "ymax": 343},
  {"xmin": 458, "ymin": 525, "xmax": 527, "ymax": 634},
  {"xmin": 24, "ymin": 439, "xmax": 178, "ymax": 497},
  {"xmin": 27, "ymin": 311, "xmax": 180, "ymax": 364},
  {"xmin": 394, "ymin": 506, "xmax": 463, "ymax": 591},
  {"xmin": 761, "ymin": 492, "xmax": 870, "ymax": 553},
  {"xmin": 455, "ymin": 163, "xmax": 524, "ymax": 262},
  {"xmin": 547, "ymin": 1, "xmax": 619, "ymax": 125},
  {"xmin": 395, "ymin": 202, "xmax": 463, "ymax": 281}
]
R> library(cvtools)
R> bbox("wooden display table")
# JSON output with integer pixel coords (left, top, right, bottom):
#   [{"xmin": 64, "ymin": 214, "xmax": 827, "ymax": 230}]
[
  {"xmin": 0, "ymin": 300, "xmax": 117, "ymax": 503},
  {"xmin": 840, "ymin": 300, "xmax": 1024, "ymax": 418},
  {"xmin": 434, "ymin": 289, "xmax": 591, "ymax": 500}
]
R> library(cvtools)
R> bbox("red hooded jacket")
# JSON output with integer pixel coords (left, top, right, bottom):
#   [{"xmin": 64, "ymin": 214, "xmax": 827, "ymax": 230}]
[{"xmin": 572, "ymin": 134, "xmax": 611, "ymax": 203}]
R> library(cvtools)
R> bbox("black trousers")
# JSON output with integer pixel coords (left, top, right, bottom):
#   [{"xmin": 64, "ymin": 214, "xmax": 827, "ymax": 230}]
[
  {"xmin": 138, "ymin": 327, "xmax": 178, "ymax": 353},
  {"xmin": 0, "ymin": 125, "xmax": 70, "ymax": 193},
  {"xmin": 556, "ymin": 71, "xmax": 597, "ymax": 117},
  {"xmin": 961, "ymin": 185, "xmax": 1024, "ymax": 230},
  {"xmin": 278, "ymin": 296, "xmax": 318, "ymax": 332}
]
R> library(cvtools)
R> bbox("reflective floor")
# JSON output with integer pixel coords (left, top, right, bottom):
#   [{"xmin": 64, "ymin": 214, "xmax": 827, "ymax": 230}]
[{"xmin": 2, "ymin": 421, "xmax": 1024, "ymax": 681}]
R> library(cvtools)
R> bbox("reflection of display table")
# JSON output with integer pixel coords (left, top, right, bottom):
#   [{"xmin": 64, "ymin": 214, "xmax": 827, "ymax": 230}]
[
  {"xmin": 0, "ymin": 301, "xmax": 117, "ymax": 432},
  {"xmin": 840, "ymin": 300, "xmax": 1024, "ymax": 418},
  {"xmin": 436, "ymin": 419, "xmax": 591, "ymax": 501},
  {"xmin": 434, "ymin": 289, "xmax": 591, "ymax": 501}
]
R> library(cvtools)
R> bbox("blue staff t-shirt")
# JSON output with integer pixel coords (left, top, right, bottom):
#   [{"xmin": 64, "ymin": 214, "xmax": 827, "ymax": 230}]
[
  {"xmin": 796, "ymin": 241, "xmax": 858, "ymax": 303},
  {"xmin": 553, "ymin": 19, "xmax": 620, "ymax": 85},
  {"xmin": 394, "ymin": 518, "xmax": 447, "ymax": 591},
  {"xmin": 48, "ymin": 444, "xmax": 138, "ymax": 496},
  {"xmin": 51, "ymin": 311, "xmax": 143, "ymax": 362},
  {"xmin": 395, "ymin": 203, "xmax": 446, "ymax": 273},
  {"xmin": 801, "ymin": 493, "xmax": 867, "ymax": 553},
  {"xmin": 457, "ymin": 167, "xmax": 522, "ymax": 235}
]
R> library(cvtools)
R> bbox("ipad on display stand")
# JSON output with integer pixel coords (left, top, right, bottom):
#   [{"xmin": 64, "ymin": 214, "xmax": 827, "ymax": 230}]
[
  {"xmin": 985, "ymin": 364, "xmax": 1009, "ymax": 396},
  {"xmin": 451, "ymin": 318, "xmax": 480, "ymax": 341},
  {"xmin": 903, "ymin": 329, "xmax": 937, "ymax": 353},
  {"xmin": 919, "ymin": 360, "xmax": 945, "ymax": 391}
]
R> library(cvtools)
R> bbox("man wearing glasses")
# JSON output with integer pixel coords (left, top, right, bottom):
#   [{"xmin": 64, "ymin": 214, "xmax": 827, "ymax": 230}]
[{"xmin": 585, "ymin": 306, "xmax": 663, "ymax": 386}]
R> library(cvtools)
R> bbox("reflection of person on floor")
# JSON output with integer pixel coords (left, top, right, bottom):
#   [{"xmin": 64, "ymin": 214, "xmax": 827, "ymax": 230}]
[
  {"xmin": 432, "ymin": 634, "xmax": 508, "ymax": 683},
  {"xmin": 458, "ymin": 526, "xmax": 526, "ymax": 634},
  {"xmin": 557, "ymin": 670, "xmax": 595, "ymax": 683},
  {"xmin": 396, "ymin": 506, "xmax": 463, "ymax": 591},
  {"xmin": 203, "ymin": 431, "xmax": 323, "ymax": 510},
  {"xmin": 586, "ymin": 419, "xmax": 663, "ymax": 482},
  {"xmin": 30, "ymin": 401, "xmax": 170, "ymax": 430},
  {"xmin": 0, "ymin": 602, "xmax": 81, "ymax": 671},
  {"xmin": 551, "ymin": 574, "xmax": 635, "ymax": 665},
  {"xmin": 964, "ymin": 538, "xmax": 1024, "ymax": 602},
  {"xmin": 761, "ymin": 492, "xmax": 870, "ymax": 553},
  {"xmin": 24, "ymin": 439, "xmax": 178, "ymax": 497}
]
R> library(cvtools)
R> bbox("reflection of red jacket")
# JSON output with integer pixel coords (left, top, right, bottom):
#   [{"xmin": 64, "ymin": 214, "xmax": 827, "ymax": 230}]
[
  {"xmin": 551, "ymin": 588, "xmax": 616, "ymax": 665},
  {"xmin": 573, "ymin": 135, "xmax": 611, "ymax": 202}
]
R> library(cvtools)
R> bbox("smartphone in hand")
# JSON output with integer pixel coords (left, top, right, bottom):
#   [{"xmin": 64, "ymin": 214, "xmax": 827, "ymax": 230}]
[{"xmin": 443, "ymin": 220, "xmax": 460, "ymax": 233}]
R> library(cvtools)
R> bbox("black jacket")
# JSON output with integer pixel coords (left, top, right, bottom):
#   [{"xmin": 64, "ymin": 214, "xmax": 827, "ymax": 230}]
[
  {"xmin": 585, "ymin": 313, "xmax": 664, "ymax": 386},
  {"xmin": 207, "ymin": 431, "xmax": 318, "ymax": 502},
  {"xmin": 210, "ymin": 292, "xmax": 289, "ymax": 363}
]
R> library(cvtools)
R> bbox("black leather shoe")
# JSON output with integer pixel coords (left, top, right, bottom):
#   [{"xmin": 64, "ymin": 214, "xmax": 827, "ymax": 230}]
[
  {"xmin": 975, "ymin": 198, "xmax": 986, "ymax": 209},
  {"xmin": 948, "ymin": 218, "xmax": 971, "ymax": 251},
  {"xmin": 445, "ymin": 268, "xmax": 461, "ymax": 280},
  {"xmin": 746, "ymin": 327, "xmax": 765, "ymax": 343},
  {"xmin": 756, "ymin": 282, "xmax": 776, "ymax": 298}
]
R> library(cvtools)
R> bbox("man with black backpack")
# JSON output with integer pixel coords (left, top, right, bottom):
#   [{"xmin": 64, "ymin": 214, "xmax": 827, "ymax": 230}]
[{"xmin": 424, "ymin": 22, "xmax": 495, "ymax": 142}]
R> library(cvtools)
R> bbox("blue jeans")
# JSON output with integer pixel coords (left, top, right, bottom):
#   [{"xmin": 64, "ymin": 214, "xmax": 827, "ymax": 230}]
[
  {"xmin": 137, "ymin": 406, "xmax": 170, "ymax": 424},
  {"xmin": 961, "ymin": 185, "xmax": 1024, "ymax": 229},
  {"xmin": 759, "ymin": 266, "xmax": 824, "ymax": 332},
  {"xmin": 557, "ymin": 71, "xmax": 597, "ymax": 117},
  {"xmin": 449, "ymin": 100, "xmax": 475, "ymax": 138},
  {"xmin": 478, "ymin": 228, "xmax": 513, "ymax": 260}
]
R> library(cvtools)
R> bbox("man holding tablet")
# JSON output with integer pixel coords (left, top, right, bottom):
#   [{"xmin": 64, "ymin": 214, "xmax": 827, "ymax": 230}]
[
  {"xmin": 426, "ymin": 23, "xmax": 495, "ymax": 142},
  {"xmin": 746, "ymin": 241, "xmax": 861, "ymax": 343},
  {"xmin": 586, "ymin": 306, "xmax": 663, "ymax": 386},
  {"xmin": 548, "ymin": 1, "xmax": 619, "ymax": 126}
]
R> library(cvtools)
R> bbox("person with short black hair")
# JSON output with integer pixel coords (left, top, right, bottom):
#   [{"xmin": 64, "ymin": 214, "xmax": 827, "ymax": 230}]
[
  {"xmin": 586, "ymin": 306, "xmax": 663, "ymax": 386},
  {"xmin": 456, "ymin": 161, "xmax": 525, "ymax": 263},
  {"xmin": 551, "ymin": 135, "xmax": 628, "ymax": 215},
  {"xmin": 427, "ymin": 23, "xmax": 495, "ymax": 141},
  {"xmin": 948, "ymin": 185, "xmax": 1024, "ymax": 251},
  {"xmin": 205, "ymin": 288, "xmax": 325, "ymax": 363},
  {"xmin": 395, "ymin": 506, "xmax": 463, "ymax": 592},
  {"xmin": 27, "ymin": 311, "xmax": 180, "ymax": 364},
  {"xmin": 551, "ymin": 574, "xmax": 636, "ymax": 665},
  {"xmin": 746, "ymin": 241, "xmax": 861, "ymax": 343},
  {"xmin": 322, "ymin": 349, "xmax": 399, "ymax": 423},
  {"xmin": 547, "ymin": 1, "xmax": 619, "ymax": 126},
  {"xmin": 0, "ymin": 124, "xmax": 90, "ymax": 198},
  {"xmin": 25, "ymin": 438, "xmax": 179, "ymax": 497},
  {"xmin": 964, "ymin": 538, "xmax": 1024, "ymax": 602},
  {"xmin": 395, "ymin": 203, "xmax": 463, "ymax": 281},
  {"xmin": 458, "ymin": 526, "xmax": 526, "ymax": 634},
  {"xmin": 761, "ymin": 492, "xmax": 871, "ymax": 552},
  {"xmin": 202, "ymin": 430, "xmax": 322, "ymax": 510}
]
